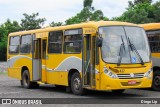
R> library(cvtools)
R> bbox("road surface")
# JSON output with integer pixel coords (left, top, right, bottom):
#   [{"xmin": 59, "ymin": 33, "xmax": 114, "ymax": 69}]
[{"xmin": 0, "ymin": 74, "xmax": 160, "ymax": 106}]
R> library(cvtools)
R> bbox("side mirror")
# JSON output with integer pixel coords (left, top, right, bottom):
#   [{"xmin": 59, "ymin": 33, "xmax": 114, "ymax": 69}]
[{"xmin": 96, "ymin": 37, "xmax": 103, "ymax": 47}]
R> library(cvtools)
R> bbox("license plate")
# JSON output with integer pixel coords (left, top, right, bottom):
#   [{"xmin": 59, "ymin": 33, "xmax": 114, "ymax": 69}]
[{"xmin": 128, "ymin": 80, "xmax": 137, "ymax": 85}]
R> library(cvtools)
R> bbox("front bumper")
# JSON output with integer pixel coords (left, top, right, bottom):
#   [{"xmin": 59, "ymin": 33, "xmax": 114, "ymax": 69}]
[{"xmin": 99, "ymin": 73, "xmax": 152, "ymax": 90}]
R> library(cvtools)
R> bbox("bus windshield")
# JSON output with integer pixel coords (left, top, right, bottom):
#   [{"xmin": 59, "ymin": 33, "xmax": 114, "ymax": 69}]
[{"xmin": 99, "ymin": 26, "xmax": 150, "ymax": 64}]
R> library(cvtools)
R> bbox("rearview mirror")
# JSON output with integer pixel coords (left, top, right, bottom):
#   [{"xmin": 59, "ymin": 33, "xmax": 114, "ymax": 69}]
[{"xmin": 96, "ymin": 37, "xmax": 103, "ymax": 47}]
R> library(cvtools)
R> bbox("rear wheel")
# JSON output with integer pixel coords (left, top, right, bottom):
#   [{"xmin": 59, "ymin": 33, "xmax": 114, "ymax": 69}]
[
  {"xmin": 71, "ymin": 72, "xmax": 85, "ymax": 95},
  {"xmin": 22, "ymin": 70, "xmax": 39, "ymax": 89},
  {"xmin": 112, "ymin": 89, "xmax": 125, "ymax": 94},
  {"xmin": 152, "ymin": 70, "xmax": 160, "ymax": 91},
  {"xmin": 20, "ymin": 80, "xmax": 23, "ymax": 86}
]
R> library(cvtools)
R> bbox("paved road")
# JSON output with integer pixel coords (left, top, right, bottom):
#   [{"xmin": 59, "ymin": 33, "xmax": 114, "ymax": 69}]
[{"xmin": 0, "ymin": 74, "xmax": 160, "ymax": 107}]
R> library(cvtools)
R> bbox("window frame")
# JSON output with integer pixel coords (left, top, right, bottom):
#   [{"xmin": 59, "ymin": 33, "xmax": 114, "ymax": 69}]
[
  {"xmin": 9, "ymin": 35, "xmax": 20, "ymax": 54},
  {"xmin": 20, "ymin": 34, "xmax": 32, "ymax": 54},
  {"xmin": 48, "ymin": 30, "xmax": 63, "ymax": 54},
  {"xmin": 63, "ymin": 28, "xmax": 83, "ymax": 54},
  {"xmin": 146, "ymin": 30, "xmax": 160, "ymax": 53}
]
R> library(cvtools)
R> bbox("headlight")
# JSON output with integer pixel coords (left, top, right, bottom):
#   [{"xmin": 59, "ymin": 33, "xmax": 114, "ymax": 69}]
[
  {"xmin": 104, "ymin": 67, "xmax": 117, "ymax": 79},
  {"xmin": 144, "ymin": 68, "xmax": 153, "ymax": 78}
]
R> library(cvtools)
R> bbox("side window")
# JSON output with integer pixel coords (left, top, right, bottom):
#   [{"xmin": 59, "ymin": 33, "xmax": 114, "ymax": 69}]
[
  {"xmin": 147, "ymin": 30, "xmax": 160, "ymax": 52},
  {"xmin": 64, "ymin": 34, "xmax": 82, "ymax": 54},
  {"xmin": 9, "ymin": 36, "xmax": 20, "ymax": 54},
  {"xmin": 48, "ymin": 31, "xmax": 63, "ymax": 54},
  {"xmin": 20, "ymin": 34, "xmax": 32, "ymax": 54}
]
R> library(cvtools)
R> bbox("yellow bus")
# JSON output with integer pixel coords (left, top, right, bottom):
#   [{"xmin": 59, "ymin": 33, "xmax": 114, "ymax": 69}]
[
  {"xmin": 7, "ymin": 21, "xmax": 152, "ymax": 95},
  {"xmin": 140, "ymin": 23, "xmax": 160, "ymax": 91}
]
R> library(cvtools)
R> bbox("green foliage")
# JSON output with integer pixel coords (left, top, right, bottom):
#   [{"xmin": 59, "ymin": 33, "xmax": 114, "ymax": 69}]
[
  {"xmin": 128, "ymin": 0, "xmax": 152, "ymax": 7},
  {"xmin": 66, "ymin": 8, "xmax": 92, "ymax": 25},
  {"xmin": 112, "ymin": 0, "xmax": 160, "ymax": 24},
  {"xmin": 1, "ymin": 19, "xmax": 21, "ymax": 33},
  {"xmin": 0, "ymin": 19, "xmax": 21, "ymax": 61},
  {"xmin": 0, "ymin": 72, "xmax": 7, "ymax": 75},
  {"xmin": 153, "ymin": 1, "xmax": 160, "ymax": 22},
  {"xmin": 21, "ymin": 13, "xmax": 46, "ymax": 30},
  {"xmin": 91, "ymin": 10, "xmax": 109, "ymax": 21},
  {"xmin": 0, "ymin": 27, "xmax": 7, "ymax": 48},
  {"xmin": 49, "ymin": 21, "xmax": 63, "ymax": 27},
  {"xmin": 65, "ymin": 0, "xmax": 108, "ymax": 25},
  {"xmin": 0, "ymin": 19, "xmax": 21, "ymax": 46},
  {"xmin": 83, "ymin": 0, "xmax": 93, "ymax": 8},
  {"xmin": 0, "ymin": 13, "xmax": 46, "ymax": 61}
]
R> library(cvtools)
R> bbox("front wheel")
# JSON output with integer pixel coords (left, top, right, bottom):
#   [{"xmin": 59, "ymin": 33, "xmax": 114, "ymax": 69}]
[
  {"xmin": 112, "ymin": 89, "xmax": 125, "ymax": 94},
  {"xmin": 71, "ymin": 72, "xmax": 85, "ymax": 95},
  {"xmin": 152, "ymin": 70, "xmax": 160, "ymax": 91}
]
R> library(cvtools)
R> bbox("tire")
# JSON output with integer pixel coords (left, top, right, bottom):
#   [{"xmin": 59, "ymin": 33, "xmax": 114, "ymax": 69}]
[
  {"xmin": 112, "ymin": 89, "xmax": 125, "ymax": 94},
  {"xmin": 20, "ymin": 80, "xmax": 23, "ymax": 86},
  {"xmin": 71, "ymin": 72, "xmax": 85, "ymax": 95},
  {"xmin": 22, "ymin": 70, "xmax": 39, "ymax": 89},
  {"xmin": 152, "ymin": 70, "xmax": 160, "ymax": 91}
]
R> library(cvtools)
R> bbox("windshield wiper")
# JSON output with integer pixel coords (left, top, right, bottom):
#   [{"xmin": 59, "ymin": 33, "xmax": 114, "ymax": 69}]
[
  {"xmin": 127, "ymin": 37, "xmax": 144, "ymax": 65},
  {"xmin": 117, "ymin": 36, "xmax": 125, "ymax": 66}
]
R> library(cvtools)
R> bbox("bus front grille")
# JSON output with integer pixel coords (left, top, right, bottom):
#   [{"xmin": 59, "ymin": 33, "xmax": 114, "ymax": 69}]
[{"xmin": 117, "ymin": 73, "xmax": 144, "ymax": 79}]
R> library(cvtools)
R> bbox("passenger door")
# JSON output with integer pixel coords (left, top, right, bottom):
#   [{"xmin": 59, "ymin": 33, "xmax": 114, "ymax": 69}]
[
  {"xmin": 32, "ymin": 33, "xmax": 48, "ymax": 81},
  {"xmin": 82, "ymin": 35, "xmax": 96, "ymax": 88},
  {"xmin": 32, "ymin": 36, "xmax": 41, "ymax": 81},
  {"xmin": 41, "ymin": 38, "xmax": 47, "ymax": 82}
]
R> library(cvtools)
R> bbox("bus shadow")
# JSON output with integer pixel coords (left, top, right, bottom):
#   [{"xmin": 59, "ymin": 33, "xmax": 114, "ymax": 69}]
[
  {"xmin": 36, "ymin": 85, "xmax": 144, "ymax": 98},
  {"xmin": 83, "ymin": 89, "xmax": 143, "ymax": 98},
  {"xmin": 14, "ymin": 84, "xmax": 146, "ymax": 98},
  {"xmin": 137, "ymin": 88, "xmax": 160, "ymax": 92}
]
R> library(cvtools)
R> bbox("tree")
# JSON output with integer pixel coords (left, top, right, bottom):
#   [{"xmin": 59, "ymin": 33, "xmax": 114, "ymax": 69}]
[
  {"xmin": 21, "ymin": 13, "xmax": 46, "ymax": 30},
  {"xmin": 153, "ymin": 1, "xmax": 160, "ymax": 22},
  {"xmin": 112, "ymin": 0, "xmax": 159, "ymax": 24},
  {"xmin": 65, "ymin": 0, "xmax": 108, "ymax": 25},
  {"xmin": 0, "ymin": 26, "xmax": 8, "ymax": 47},
  {"xmin": 65, "ymin": 8, "xmax": 92, "ymax": 25},
  {"xmin": 0, "ymin": 19, "xmax": 21, "ymax": 61},
  {"xmin": 83, "ymin": 0, "xmax": 93, "ymax": 8},
  {"xmin": 49, "ymin": 21, "xmax": 63, "ymax": 27},
  {"xmin": 128, "ymin": 0, "xmax": 152, "ymax": 7},
  {"xmin": 91, "ymin": 10, "xmax": 108, "ymax": 21},
  {"xmin": 0, "ymin": 19, "xmax": 21, "ymax": 46}
]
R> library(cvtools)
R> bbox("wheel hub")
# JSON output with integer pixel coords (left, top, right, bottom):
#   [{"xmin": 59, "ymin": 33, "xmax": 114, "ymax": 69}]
[
  {"xmin": 73, "ymin": 78, "xmax": 80, "ymax": 90},
  {"xmin": 154, "ymin": 75, "xmax": 160, "ymax": 86}
]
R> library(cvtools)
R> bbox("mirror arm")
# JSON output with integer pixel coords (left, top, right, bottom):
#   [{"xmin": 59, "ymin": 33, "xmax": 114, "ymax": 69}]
[{"xmin": 96, "ymin": 36, "xmax": 103, "ymax": 47}]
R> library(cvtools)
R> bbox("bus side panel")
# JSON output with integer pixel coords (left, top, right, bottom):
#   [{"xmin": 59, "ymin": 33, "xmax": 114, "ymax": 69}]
[
  {"xmin": 59, "ymin": 72, "xmax": 69, "ymax": 86},
  {"xmin": 46, "ymin": 72, "xmax": 68, "ymax": 86},
  {"xmin": 8, "ymin": 55, "xmax": 32, "ymax": 80},
  {"xmin": 46, "ymin": 54, "xmax": 82, "ymax": 86},
  {"xmin": 152, "ymin": 53, "xmax": 160, "ymax": 67},
  {"xmin": 152, "ymin": 53, "xmax": 160, "ymax": 58},
  {"xmin": 46, "ymin": 72, "xmax": 60, "ymax": 85},
  {"xmin": 95, "ymin": 65, "xmax": 100, "ymax": 90},
  {"xmin": 8, "ymin": 64, "xmax": 21, "ymax": 80}
]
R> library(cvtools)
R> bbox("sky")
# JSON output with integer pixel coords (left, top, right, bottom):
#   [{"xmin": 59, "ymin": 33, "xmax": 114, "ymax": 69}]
[{"xmin": 0, "ymin": 0, "xmax": 158, "ymax": 26}]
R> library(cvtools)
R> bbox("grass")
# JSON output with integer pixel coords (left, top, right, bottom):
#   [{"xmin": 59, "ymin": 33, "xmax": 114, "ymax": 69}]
[{"xmin": 0, "ymin": 72, "xmax": 7, "ymax": 75}]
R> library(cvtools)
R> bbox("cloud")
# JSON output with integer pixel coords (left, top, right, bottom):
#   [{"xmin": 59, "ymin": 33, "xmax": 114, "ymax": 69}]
[
  {"xmin": 0, "ymin": 0, "xmax": 83, "ymax": 25},
  {"xmin": 93, "ymin": 0, "xmax": 130, "ymax": 18}
]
